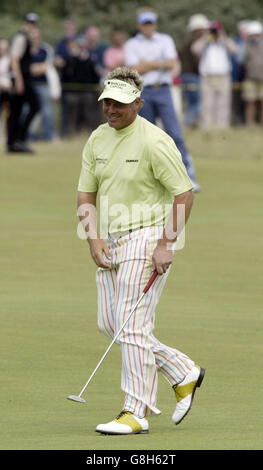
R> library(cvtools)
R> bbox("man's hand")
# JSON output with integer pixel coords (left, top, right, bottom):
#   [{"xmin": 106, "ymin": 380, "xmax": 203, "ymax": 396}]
[
  {"xmin": 11, "ymin": 57, "xmax": 25, "ymax": 95},
  {"xmin": 30, "ymin": 62, "xmax": 48, "ymax": 76},
  {"xmin": 152, "ymin": 240, "xmax": 174, "ymax": 275},
  {"xmin": 132, "ymin": 58, "xmax": 175, "ymax": 75},
  {"xmin": 54, "ymin": 55, "xmax": 66, "ymax": 68},
  {"xmin": 77, "ymin": 192, "xmax": 111, "ymax": 269},
  {"xmin": 88, "ymin": 238, "xmax": 111, "ymax": 269},
  {"xmin": 152, "ymin": 190, "xmax": 194, "ymax": 275},
  {"xmin": 15, "ymin": 76, "xmax": 24, "ymax": 95}
]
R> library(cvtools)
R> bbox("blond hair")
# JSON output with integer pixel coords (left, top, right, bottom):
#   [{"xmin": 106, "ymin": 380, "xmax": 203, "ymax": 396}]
[{"xmin": 106, "ymin": 66, "xmax": 144, "ymax": 92}]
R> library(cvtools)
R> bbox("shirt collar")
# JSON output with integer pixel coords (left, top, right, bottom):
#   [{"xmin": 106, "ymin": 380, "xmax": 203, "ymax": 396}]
[{"xmin": 137, "ymin": 32, "xmax": 159, "ymax": 41}]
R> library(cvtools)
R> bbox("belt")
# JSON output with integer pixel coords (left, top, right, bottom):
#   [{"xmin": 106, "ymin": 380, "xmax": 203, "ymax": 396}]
[{"xmin": 144, "ymin": 83, "xmax": 168, "ymax": 88}]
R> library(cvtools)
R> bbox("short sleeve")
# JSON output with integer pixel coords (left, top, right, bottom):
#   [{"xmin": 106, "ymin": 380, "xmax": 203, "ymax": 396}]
[
  {"xmin": 150, "ymin": 134, "xmax": 193, "ymax": 196},
  {"xmin": 77, "ymin": 138, "xmax": 98, "ymax": 193},
  {"xmin": 162, "ymin": 34, "xmax": 177, "ymax": 60},
  {"xmin": 124, "ymin": 39, "xmax": 140, "ymax": 67},
  {"xmin": 10, "ymin": 33, "xmax": 27, "ymax": 59}
]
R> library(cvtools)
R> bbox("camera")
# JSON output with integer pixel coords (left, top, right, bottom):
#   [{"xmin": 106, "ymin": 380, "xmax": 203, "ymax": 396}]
[{"xmin": 209, "ymin": 21, "xmax": 222, "ymax": 37}]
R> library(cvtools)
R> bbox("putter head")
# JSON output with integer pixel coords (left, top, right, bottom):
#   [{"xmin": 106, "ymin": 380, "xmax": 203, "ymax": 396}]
[{"xmin": 67, "ymin": 395, "xmax": 86, "ymax": 403}]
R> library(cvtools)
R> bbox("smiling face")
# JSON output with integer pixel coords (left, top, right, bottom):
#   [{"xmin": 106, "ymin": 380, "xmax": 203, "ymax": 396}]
[{"xmin": 103, "ymin": 98, "xmax": 141, "ymax": 130}]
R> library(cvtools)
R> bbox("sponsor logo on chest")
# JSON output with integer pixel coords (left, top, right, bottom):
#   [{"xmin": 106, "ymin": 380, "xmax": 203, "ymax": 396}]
[{"xmin": 96, "ymin": 156, "xmax": 139, "ymax": 164}]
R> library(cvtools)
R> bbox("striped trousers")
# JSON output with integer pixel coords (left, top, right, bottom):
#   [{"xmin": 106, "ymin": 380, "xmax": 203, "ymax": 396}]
[{"xmin": 96, "ymin": 226, "xmax": 194, "ymax": 418}]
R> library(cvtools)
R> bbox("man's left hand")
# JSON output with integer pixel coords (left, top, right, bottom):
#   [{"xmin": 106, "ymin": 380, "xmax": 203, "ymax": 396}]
[{"xmin": 152, "ymin": 242, "xmax": 174, "ymax": 275}]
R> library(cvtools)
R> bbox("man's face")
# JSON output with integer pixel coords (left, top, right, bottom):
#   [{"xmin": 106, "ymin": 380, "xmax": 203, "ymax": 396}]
[
  {"xmin": 138, "ymin": 21, "xmax": 156, "ymax": 38},
  {"xmin": 24, "ymin": 22, "xmax": 38, "ymax": 35},
  {"xmin": 111, "ymin": 31, "xmax": 125, "ymax": 47},
  {"xmin": 64, "ymin": 20, "xmax": 76, "ymax": 38},
  {"xmin": 103, "ymin": 98, "xmax": 140, "ymax": 130}
]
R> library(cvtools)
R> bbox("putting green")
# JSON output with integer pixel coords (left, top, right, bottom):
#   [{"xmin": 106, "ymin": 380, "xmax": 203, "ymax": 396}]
[{"xmin": 1, "ymin": 129, "xmax": 262, "ymax": 450}]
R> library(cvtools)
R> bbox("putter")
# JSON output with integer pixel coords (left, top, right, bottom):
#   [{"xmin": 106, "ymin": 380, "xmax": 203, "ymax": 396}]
[{"xmin": 67, "ymin": 269, "xmax": 158, "ymax": 404}]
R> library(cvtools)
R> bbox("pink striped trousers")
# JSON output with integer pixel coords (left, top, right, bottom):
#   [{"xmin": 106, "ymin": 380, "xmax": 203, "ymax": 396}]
[{"xmin": 96, "ymin": 226, "xmax": 194, "ymax": 418}]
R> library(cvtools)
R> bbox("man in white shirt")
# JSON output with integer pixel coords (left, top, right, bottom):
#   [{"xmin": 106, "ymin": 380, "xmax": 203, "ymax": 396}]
[
  {"xmin": 191, "ymin": 21, "xmax": 238, "ymax": 129},
  {"xmin": 125, "ymin": 8, "xmax": 200, "ymax": 192}
]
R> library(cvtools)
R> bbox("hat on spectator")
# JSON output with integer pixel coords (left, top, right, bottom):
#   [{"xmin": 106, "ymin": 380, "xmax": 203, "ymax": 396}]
[
  {"xmin": 237, "ymin": 20, "xmax": 251, "ymax": 32},
  {"xmin": 246, "ymin": 20, "xmax": 263, "ymax": 35},
  {"xmin": 24, "ymin": 12, "xmax": 39, "ymax": 23},
  {"xmin": 137, "ymin": 11, "xmax": 157, "ymax": 24},
  {"xmin": 187, "ymin": 14, "xmax": 210, "ymax": 31}
]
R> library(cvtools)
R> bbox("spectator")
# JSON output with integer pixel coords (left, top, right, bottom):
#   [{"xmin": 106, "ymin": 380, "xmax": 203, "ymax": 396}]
[
  {"xmin": 0, "ymin": 38, "xmax": 11, "ymax": 94},
  {"xmin": 54, "ymin": 18, "xmax": 78, "ymax": 66},
  {"xmin": 59, "ymin": 36, "xmax": 103, "ymax": 135},
  {"xmin": 125, "ymin": 8, "xmax": 201, "ymax": 192},
  {"xmin": 7, "ymin": 12, "xmax": 40, "ymax": 153},
  {"xmin": 28, "ymin": 26, "xmax": 56, "ymax": 141},
  {"xmin": 230, "ymin": 20, "xmax": 250, "ymax": 125},
  {"xmin": 179, "ymin": 14, "xmax": 210, "ymax": 127},
  {"xmin": 103, "ymin": 30, "xmax": 126, "ymax": 72},
  {"xmin": 242, "ymin": 21, "xmax": 263, "ymax": 126},
  {"xmin": 157, "ymin": 58, "xmax": 183, "ymax": 127},
  {"xmin": 0, "ymin": 38, "xmax": 11, "ymax": 142},
  {"xmin": 54, "ymin": 18, "xmax": 78, "ymax": 136},
  {"xmin": 192, "ymin": 21, "xmax": 238, "ymax": 130},
  {"xmin": 84, "ymin": 26, "xmax": 109, "ymax": 81}
]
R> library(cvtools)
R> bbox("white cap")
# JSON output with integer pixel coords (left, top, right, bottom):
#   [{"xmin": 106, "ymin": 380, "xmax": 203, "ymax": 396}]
[
  {"xmin": 24, "ymin": 12, "xmax": 39, "ymax": 23},
  {"xmin": 246, "ymin": 20, "xmax": 263, "ymax": 35},
  {"xmin": 137, "ymin": 11, "xmax": 157, "ymax": 24},
  {"xmin": 187, "ymin": 14, "xmax": 210, "ymax": 31},
  {"xmin": 237, "ymin": 20, "xmax": 251, "ymax": 31}
]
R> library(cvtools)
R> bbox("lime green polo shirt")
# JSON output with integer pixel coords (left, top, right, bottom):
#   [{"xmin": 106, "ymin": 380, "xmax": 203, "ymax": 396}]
[{"xmin": 78, "ymin": 116, "xmax": 193, "ymax": 235}]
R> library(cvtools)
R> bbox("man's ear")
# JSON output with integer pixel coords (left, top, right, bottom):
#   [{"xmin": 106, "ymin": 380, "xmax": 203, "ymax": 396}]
[{"xmin": 134, "ymin": 97, "xmax": 143, "ymax": 110}]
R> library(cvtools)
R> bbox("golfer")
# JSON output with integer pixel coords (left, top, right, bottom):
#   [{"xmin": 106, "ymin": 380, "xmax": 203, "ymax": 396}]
[{"xmin": 77, "ymin": 66, "xmax": 205, "ymax": 435}]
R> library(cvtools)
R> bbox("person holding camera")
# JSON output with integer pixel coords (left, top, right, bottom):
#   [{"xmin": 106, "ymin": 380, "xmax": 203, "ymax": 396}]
[{"xmin": 191, "ymin": 21, "xmax": 238, "ymax": 129}]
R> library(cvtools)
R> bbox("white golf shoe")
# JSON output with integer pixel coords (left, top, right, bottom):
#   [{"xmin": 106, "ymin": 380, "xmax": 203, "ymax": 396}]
[
  {"xmin": 95, "ymin": 410, "xmax": 149, "ymax": 435},
  {"xmin": 172, "ymin": 365, "xmax": 205, "ymax": 425}
]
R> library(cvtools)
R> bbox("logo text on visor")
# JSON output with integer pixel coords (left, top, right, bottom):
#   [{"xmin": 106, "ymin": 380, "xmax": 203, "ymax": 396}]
[{"xmin": 98, "ymin": 79, "xmax": 141, "ymax": 103}]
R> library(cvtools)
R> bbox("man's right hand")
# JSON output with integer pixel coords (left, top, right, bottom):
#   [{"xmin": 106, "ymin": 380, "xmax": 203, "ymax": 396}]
[
  {"xmin": 15, "ymin": 77, "xmax": 25, "ymax": 95},
  {"xmin": 88, "ymin": 238, "xmax": 112, "ymax": 269}
]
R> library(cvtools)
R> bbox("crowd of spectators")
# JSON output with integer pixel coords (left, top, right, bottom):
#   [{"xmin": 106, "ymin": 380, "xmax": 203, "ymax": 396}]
[
  {"xmin": 180, "ymin": 14, "xmax": 263, "ymax": 129},
  {"xmin": 0, "ymin": 12, "xmax": 263, "ymax": 153}
]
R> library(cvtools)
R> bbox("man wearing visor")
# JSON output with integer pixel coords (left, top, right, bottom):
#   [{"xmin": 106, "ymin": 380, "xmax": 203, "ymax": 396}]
[
  {"xmin": 125, "ymin": 8, "xmax": 201, "ymax": 192},
  {"xmin": 77, "ymin": 66, "xmax": 205, "ymax": 435}
]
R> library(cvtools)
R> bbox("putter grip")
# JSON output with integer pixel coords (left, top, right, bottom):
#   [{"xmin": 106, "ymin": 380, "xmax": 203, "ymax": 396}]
[{"xmin": 143, "ymin": 270, "xmax": 158, "ymax": 293}]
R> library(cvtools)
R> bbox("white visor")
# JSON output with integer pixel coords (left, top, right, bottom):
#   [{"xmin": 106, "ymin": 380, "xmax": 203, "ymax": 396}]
[{"xmin": 98, "ymin": 79, "xmax": 141, "ymax": 104}]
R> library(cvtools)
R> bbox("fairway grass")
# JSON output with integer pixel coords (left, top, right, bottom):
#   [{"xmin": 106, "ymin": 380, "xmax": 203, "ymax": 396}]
[{"xmin": 1, "ymin": 128, "xmax": 263, "ymax": 450}]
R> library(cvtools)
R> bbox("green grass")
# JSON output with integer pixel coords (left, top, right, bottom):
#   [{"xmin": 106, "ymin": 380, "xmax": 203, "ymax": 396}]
[{"xmin": 1, "ymin": 128, "xmax": 263, "ymax": 450}]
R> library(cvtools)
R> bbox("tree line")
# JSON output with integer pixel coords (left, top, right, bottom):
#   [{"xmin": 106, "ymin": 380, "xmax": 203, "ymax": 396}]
[{"xmin": 0, "ymin": 0, "xmax": 262, "ymax": 46}]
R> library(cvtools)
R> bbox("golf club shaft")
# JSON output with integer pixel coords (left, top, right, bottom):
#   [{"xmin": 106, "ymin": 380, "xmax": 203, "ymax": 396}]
[{"xmin": 78, "ymin": 269, "xmax": 158, "ymax": 398}]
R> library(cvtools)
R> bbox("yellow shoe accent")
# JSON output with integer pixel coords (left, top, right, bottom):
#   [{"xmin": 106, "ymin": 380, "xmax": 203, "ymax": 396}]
[
  {"xmin": 114, "ymin": 411, "xmax": 146, "ymax": 433},
  {"xmin": 95, "ymin": 410, "xmax": 149, "ymax": 434},
  {"xmin": 172, "ymin": 365, "xmax": 205, "ymax": 425},
  {"xmin": 175, "ymin": 380, "xmax": 198, "ymax": 402}
]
